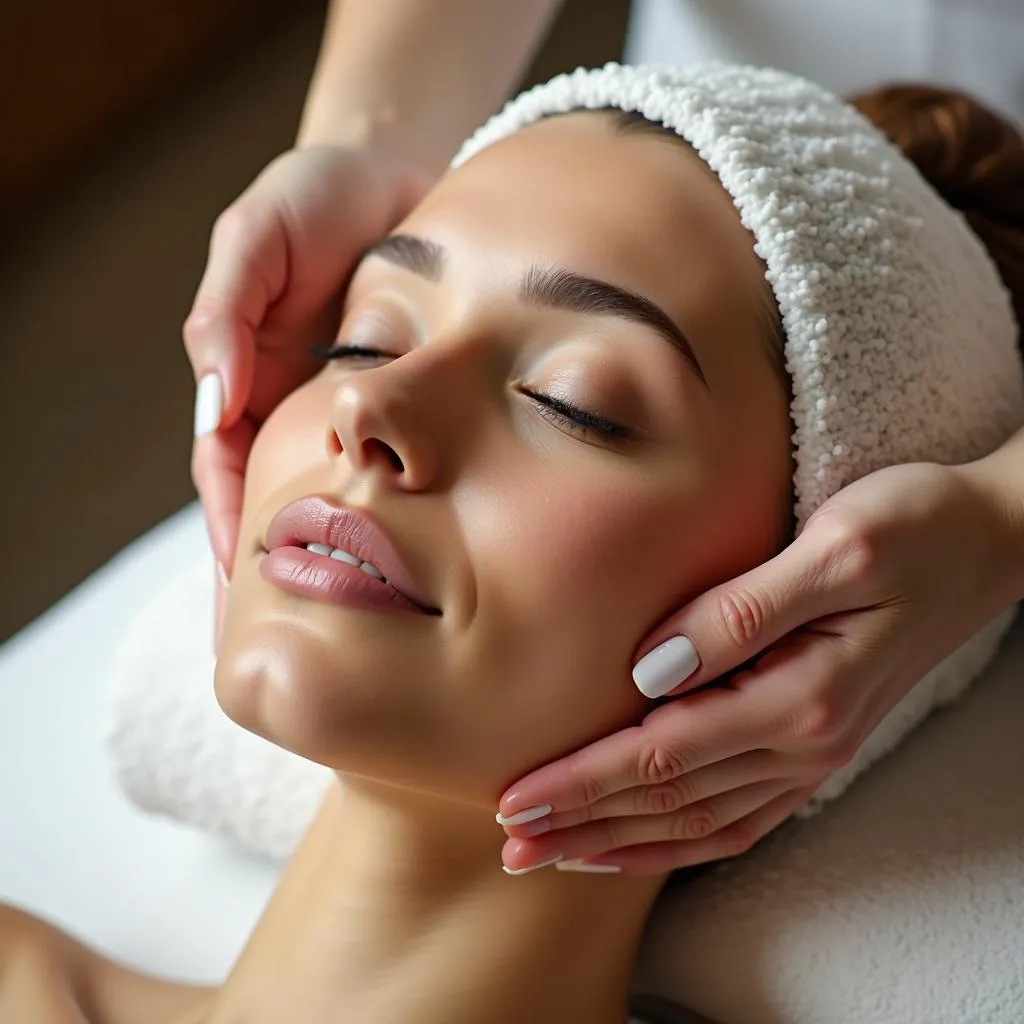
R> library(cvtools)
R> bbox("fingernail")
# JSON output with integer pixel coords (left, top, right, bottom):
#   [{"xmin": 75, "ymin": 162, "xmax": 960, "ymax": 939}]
[
  {"xmin": 502, "ymin": 854, "xmax": 564, "ymax": 875},
  {"xmin": 194, "ymin": 372, "xmax": 223, "ymax": 437},
  {"xmin": 216, "ymin": 561, "xmax": 230, "ymax": 588},
  {"xmin": 633, "ymin": 635, "xmax": 699, "ymax": 698},
  {"xmin": 556, "ymin": 859, "xmax": 621, "ymax": 874},
  {"xmin": 495, "ymin": 804, "xmax": 552, "ymax": 827}
]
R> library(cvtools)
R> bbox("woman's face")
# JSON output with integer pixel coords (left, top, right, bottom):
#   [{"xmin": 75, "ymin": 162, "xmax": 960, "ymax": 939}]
[{"xmin": 215, "ymin": 111, "xmax": 792, "ymax": 807}]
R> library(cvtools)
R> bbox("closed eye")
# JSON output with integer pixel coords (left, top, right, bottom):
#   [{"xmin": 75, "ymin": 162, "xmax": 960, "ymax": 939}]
[
  {"xmin": 308, "ymin": 343, "xmax": 396, "ymax": 361},
  {"xmin": 518, "ymin": 389, "xmax": 629, "ymax": 439},
  {"xmin": 309, "ymin": 344, "xmax": 630, "ymax": 441}
]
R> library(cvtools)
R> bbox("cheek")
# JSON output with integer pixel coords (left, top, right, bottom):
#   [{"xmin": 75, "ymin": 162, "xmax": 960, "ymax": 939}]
[
  {"xmin": 472, "ymin": 455, "xmax": 725, "ymax": 647},
  {"xmin": 241, "ymin": 380, "xmax": 329, "ymax": 529},
  {"xmin": 451, "ymin": 434, "xmax": 786, "ymax": 781},
  {"xmin": 450, "ymin": 457, "xmax": 704, "ymax": 775}
]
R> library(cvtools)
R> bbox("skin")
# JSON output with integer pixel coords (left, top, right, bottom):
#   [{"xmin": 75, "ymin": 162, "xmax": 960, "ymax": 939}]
[{"xmin": 1, "ymin": 110, "xmax": 792, "ymax": 1024}]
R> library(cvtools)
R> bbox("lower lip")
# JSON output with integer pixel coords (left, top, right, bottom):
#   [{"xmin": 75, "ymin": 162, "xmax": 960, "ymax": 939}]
[{"xmin": 259, "ymin": 547, "xmax": 429, "ymax": 615}]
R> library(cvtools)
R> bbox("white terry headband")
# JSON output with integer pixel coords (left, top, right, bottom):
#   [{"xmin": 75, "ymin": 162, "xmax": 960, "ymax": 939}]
[{"xmin": 453, "ymin": 62, "xmax": 1024, "ymax": 528}]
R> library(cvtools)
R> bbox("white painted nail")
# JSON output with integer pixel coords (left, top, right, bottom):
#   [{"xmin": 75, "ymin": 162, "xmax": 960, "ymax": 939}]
[
  {"xmin": 495, "ymin": 804, "xmax": 552, "ymax": 827},
  {"xmin": 194, "ymin": 373, "xmax": 223, "ymax": 437},
  {"xmin": 632, "ymin": 636, "xmax": 699, "ymax": 699},
  {"xmin": 555, "ymin": 859, "xmax": 622, "ymax": 874},
  {"xmin": 502, "ymin": 854, "xmax": 564, "ymax": 875}
]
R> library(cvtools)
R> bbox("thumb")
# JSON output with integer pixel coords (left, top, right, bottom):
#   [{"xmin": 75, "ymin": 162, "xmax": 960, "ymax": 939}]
[
  {"xmin": 183, "ymin": 198, "xmax": 287, "ymax": 433},
  {"xmin": 632, "ymin": 535, "xmax": 843, "ymax": 699}
]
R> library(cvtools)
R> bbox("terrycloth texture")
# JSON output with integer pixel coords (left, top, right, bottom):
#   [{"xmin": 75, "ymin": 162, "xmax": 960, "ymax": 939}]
[{"xmin": 106, "ymin": 559, "xmax": 327, "ymax": 863}]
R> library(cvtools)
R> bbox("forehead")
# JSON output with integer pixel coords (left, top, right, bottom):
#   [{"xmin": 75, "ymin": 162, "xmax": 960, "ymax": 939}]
[
  {"xmin": 401, "ymin": 111, "xmax": 775, "ymax": 395},
  {"xmin": 422, "ymin": 112, "xmax": 747, "ymax": 280}
]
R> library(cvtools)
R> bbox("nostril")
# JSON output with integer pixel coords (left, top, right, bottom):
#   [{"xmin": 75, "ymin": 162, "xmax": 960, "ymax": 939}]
[{"xmin": 365, "ymin": 438, "xmax": 405, "ymax": 472}]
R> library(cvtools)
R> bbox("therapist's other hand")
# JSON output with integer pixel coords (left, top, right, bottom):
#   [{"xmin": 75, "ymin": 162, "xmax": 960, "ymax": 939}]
[
  {"xmin": 498, "ymin": 460, "xmax": 1018, "ymax": 875},
  {"xmin": 184, "ymin": 145, "xmax": 429, "ymax": 648}
]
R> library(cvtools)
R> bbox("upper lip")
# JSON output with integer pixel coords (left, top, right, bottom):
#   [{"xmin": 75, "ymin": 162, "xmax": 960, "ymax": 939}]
[{"xmin": 264, "ymin": 496, "xmax": 440, "ymax": 614}]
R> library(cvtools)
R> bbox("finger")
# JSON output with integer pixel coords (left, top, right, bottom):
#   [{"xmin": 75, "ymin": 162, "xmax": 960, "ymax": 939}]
[
  {"xmin": 501, "ymin": 778, "xmax": 797, "ymax": 874},
  {"xmin": 498, "ymin": 682, "xmax": 785, "ymax": 821},
  {"xmin": 501, "ymin": 749, "xmax": 793, "ymax": 838},
  {"xmin": 632, "ymin": 527, "xmax": 861, "ymax": 700},
  {"xmin": 191, "ymin": 416, "xmax": 257, "ymax": 573},
  {"xmin": 213, "ymin": 557, "xmax": 232, "ymax": 657},
  {"xmin": 213, "ymin": 565, "xmax": 225, "ymax": 657},
  {"xmin": 183, "ymin": 200, "xmax": 288, "ymax": 433},
  {"xmin": 566, "ymin": 784, "xmax": 817, "ymax": 877},
  {"xmin": 720, "ymin": 627, "xmax": 874, "ymax": 764}
]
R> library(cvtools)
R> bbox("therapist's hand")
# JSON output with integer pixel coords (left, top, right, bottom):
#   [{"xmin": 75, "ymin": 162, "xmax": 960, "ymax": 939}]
[
  {"xmin": 498, "ymin": 460, "xmax": 1021, "ymax": 875},
  {"xmin": 184, "ymin": 145, "xmax": 430, "ymax": 647}
]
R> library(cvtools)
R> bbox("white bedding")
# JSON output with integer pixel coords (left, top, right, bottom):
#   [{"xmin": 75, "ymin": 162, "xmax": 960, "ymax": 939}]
[{"xmin": 0, "ymin": 504, "xmax": 278, "ymax": 984}]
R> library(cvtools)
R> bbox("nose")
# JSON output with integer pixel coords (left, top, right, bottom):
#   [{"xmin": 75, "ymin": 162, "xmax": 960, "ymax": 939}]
[{"xmin": 327, "ymin": 358, "xmax": 443, "ymax": 491}]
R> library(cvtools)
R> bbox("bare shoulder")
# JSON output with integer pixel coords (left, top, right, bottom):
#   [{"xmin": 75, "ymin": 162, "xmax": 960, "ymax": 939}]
[{"xmin": 0, "ymin": 903, "xmax": 213, "ymax": 1024}]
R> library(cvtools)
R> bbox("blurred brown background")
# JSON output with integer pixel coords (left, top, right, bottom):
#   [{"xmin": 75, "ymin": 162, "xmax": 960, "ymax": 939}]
[{"xmin": 0, "ymin": 0, "xmax": 631, "ymax": 643}]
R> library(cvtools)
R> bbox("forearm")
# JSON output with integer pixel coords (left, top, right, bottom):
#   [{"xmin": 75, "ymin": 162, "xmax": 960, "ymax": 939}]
[
  {"xmin": 957, "ymin": 423, "xmax": 1024, "ymax": 605},
  {"xmin": 297, "ymin": 0, "xmax": 564, "ymax": 177}
]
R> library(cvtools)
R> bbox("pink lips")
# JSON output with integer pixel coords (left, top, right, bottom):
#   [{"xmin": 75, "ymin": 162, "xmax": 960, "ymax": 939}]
[{"xmin": 261, "ymin": 496, "xmax": 440, "ymax": 616}]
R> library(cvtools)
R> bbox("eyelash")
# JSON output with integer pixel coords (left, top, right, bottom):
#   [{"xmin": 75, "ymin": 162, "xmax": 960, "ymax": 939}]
[{"xmin": 309, "ymin": 343, "xmax": 629, "ymax": 440}]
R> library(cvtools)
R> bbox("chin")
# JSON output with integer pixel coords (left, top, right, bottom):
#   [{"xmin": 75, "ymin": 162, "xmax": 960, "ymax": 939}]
[
  {"xmin": 214, "ymin": 618, "xmax": 508, "ymax": 807},
  {"xmin": 213, "ymin": 611, "xmax": 364, "ymax": 762},
  {"xmin": 213, "ymin": 608, "xmax": 447, "ymax": 788}
]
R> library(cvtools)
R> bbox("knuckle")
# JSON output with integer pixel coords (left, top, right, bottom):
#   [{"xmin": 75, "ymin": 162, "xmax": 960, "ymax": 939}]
[
  {"xmin": 181, "ymin": 306, "xmax": 210, "ymax": 354},
  {"xmin": 818, "ymin": 510, "xmax": 886, "ymax": 587},
  {"xmin": 182, "ymin": 303, "xmax": 228, "ymax": 363},
  {"xmin": 636, "ymin": 737, "xmax": 695, "ymax": 786},
  {"xmin": 671, "ymin": 773, "xmax": 699, "ymax": 808},
  {"xmin": 210, "ymin": 203, "xmax": 248, "ymax": 247},
  {"xmin": 821, "ymin": 732, "xmax": 861, "ymax": 772},
  {"xmin": 716, "ymin": 586, "xmax": 769, "ymax": 646},
  {"xmin": 671, "ymin": 804, "xmax": 718, "ymax": 841},
  {"xmin": 643, "ymin": 783, "xmax": 686, "ymax": 816},
  {"xmin": 797, "ymin": 692, "xmax": 847, "ymax": 744}
]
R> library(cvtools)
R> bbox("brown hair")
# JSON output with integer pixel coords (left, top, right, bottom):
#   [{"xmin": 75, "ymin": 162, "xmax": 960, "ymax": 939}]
[{"xmin": 849, "ymin": 84, "xmax": 1024, "ymax": 343}]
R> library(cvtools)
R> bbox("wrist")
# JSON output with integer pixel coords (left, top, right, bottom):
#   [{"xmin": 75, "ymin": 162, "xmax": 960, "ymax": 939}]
[
  {"xmin": 299, "ymin": 97, "xmax": 445, "ymax": 194},
  {"xmin": 952, "ymin": 442, "xmax": 1024, "ymax": 607},
  {"xmin": 297, "ymin": 99, "xmax": 439, "ymax": 213}
]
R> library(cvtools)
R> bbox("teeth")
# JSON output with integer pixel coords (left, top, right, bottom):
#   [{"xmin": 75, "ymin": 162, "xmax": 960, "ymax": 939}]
[
  {"xmin": 328, "ymin": 548, "xmax": 360, "ymax": 566},
  {"xmin": 305, "ymin": 543, "xmax": 388, "ymax": 584}
]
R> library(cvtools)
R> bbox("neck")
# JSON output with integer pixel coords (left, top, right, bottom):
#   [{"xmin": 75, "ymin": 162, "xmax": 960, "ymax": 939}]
[{"xmin": 200, "ymin": 778, "xmax": 661, "ymax": 1024}]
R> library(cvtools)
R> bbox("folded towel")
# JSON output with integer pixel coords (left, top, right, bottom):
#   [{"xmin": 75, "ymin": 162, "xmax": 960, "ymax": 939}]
[{"xmin": 106, "ymin": 558, "xmax": 329, "ymax": 862}]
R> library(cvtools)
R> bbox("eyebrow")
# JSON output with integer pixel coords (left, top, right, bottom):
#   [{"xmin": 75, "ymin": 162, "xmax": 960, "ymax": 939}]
[
  {"xmin": 361, "ymin": 233, "xmax": 708, "ymax": 388},
  {"xmin": 363, "ymin": 234, "xmax": 446, "ymax": 282}
]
